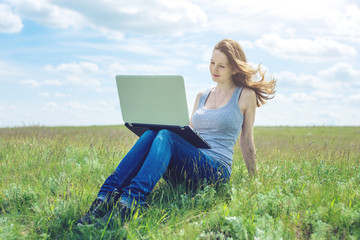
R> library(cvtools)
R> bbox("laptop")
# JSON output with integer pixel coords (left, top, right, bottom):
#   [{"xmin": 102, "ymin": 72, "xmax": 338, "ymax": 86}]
[{"xmin": 116, "ymin": 75, "xmax": 211, "ymax": 149}]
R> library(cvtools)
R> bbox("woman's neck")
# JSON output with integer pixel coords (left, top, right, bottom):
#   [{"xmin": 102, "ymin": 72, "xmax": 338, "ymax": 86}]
[{"xmin": 215, "ymin": 82, "xmax": 236, "ymax": 92}]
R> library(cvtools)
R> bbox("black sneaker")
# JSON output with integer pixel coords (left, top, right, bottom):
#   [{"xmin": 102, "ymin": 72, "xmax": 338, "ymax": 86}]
[
  {"xmin": 77, "ymin": 199, "xmax": 110, "ymax": 225},
  {"xmin": 96, "ymin": 202, "xmax": 132, "ymax": 227}
]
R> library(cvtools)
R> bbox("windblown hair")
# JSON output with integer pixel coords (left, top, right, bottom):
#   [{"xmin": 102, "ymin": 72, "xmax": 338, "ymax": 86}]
[{"xmin": 214, "ymin": 39, "xmax": 277, "ymax": 107}]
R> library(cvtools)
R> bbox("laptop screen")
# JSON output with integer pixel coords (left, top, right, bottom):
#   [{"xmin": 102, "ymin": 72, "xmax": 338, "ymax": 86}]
[{"xmin": 116, "ymin": 75, "xmax": 190, "ymax": 126}]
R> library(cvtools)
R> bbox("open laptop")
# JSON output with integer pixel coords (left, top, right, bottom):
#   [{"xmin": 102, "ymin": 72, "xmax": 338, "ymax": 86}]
[{"xmin": 116, "ymin": 75, "xmax": 211, "ymax": 149}]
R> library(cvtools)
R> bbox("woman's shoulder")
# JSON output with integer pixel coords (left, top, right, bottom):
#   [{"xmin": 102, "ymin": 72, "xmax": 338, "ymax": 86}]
[
  {"xmin": 195, "ymin": 91, "xmax": 204, "ymax": 100},
  {"xmin": 240, "ymin": 87, "xmax": 256, "ymax": 99},
  {"xmin": 197, "ymin": 90, "xmax": 205, "ymax": 96},
  {"xmin": 196, "ymin": 88, "xmax": 211, "ymax": 98},
  {"xmin": 193, "ymin": 90, "xmax": 206, "ymax": 106},
  {"xmin": 239, "ymin": 87, "xmax": 256, "ymax": 110}
]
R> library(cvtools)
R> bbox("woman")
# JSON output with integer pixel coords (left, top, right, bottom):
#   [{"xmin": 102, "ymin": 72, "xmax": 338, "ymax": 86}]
[{"xmin": 77, "ymin": 39, "xmax": 276, "ymax": 226}]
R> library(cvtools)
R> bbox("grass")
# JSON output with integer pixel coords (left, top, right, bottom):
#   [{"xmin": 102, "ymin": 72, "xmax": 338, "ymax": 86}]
[{"xmin": 0, "ymin": 125, "xmax": 359, "ymax": 239}]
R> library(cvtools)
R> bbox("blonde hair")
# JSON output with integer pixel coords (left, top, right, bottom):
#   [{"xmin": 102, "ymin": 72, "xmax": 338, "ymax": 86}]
[{"xmin": 214, "ymin": 39, "xmax": 277, "ymax": 107}]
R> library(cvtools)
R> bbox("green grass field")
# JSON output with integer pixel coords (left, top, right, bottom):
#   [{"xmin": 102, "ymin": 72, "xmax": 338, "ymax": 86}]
[{"xmin": 0, "ymin": 126, "xmax": 359, "ymax": 239}]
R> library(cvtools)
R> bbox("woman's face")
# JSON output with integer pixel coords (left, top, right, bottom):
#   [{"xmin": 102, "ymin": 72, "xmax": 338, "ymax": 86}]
[{"xmin": 209, "ymin": 50, "xmax": 235, "ymax": 84}]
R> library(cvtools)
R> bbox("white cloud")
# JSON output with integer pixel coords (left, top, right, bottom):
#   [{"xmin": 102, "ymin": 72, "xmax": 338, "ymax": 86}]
[
  {"xmin": 238, "ymin": 40, "xmax": 254, "ymax": 50},
  {"xmin": 289, "ymin": 92, "xmax": 317, "ymax": 103},
  {"xmin": 0, "ymin": 60, "xmax": 27, "ymax": 82},
  {"xmin": 98, "ymin": 28, "xmax": 125, "ymax": 41},
  {"xmin": 20, "ymin": 79, "xmax": 42, "ymax": 87},
  {"xmin": 8, "ymin": 0, "xmax": 207, "ymax": 37},
  {"xmin": 276, "ymin": 71, "xmax": 320, "ymax": 89},
  {"xmin": 45, "ymin": 62, "xmax": 102, "ymax": 86},
  {"xmin": 66, "ymin": 75, "xmax": 101, "ymax": 87},
  {"xmin": 39, "ymin": 92, "xmax": 68, "ymax": 98},
  {"xmin": 256, "ymin": 91, "xmax": 359, "ymax": 126},
  {"xmin": 108, "ymin": 62, "xmax": 127, "ymax": 76},
  {"xmin": 0, "ymin": 101, "xmax": 6, "ymax": 111},
  {"xmin": 349, "ymin": 93, "xmax": 360, "ymax": 104},
  {"xmin": 38, "ymin": 92, "xmax": 50, "ymax": 97},
  {"xmin": 195, "ymin": 0, "xmax": 360, "ymax": 41},
  {"xmin": 8, "ymin": 0, "xmax": 87, "ymax": 29},
  {"xmin": 0, "ymin": 3, "xmax": 23, "ymax": 33},
  {"xmin": 6, "ymin": 0, "xmax": 360, "ymax": 42},
  {"xmin": 275, "ymin": 63, "xmax": 360, "ymax": 93},
  {"xmin": 264, "ymin": 60, "xmax": 360, "ymax": 126},
  {"xmin": 111, "ymin": 40, "xmax": 162, "ymax": 56},
  {"xmin": 107, "ymin": 59, "xmax": 185, "ymax": 76},
  {"xmin": 64, "ymin": 102, "xmax": 88, "ymax": 110},
  {"xmin": 55, "ymin": 93, "xmax": 66, "ymax": 97},
  {"xmin": 0, "ymin": 101, "xmax": 17, "ymax": 116},
  {"xmin": 43, "ymin": 79, "xmax": 62, "ymax": 86},
  {"xmin": 196, "ymin": 63, "xmax": 208, "ymax": 73},
  {"xmin": 318, "ymin": 62, "xmax": 360, "ymax": 86},
  {"xmin": 19, "ymin": 78, "xmax": 63, "ymax": 87},
  {"xmin": 311, "ymin": 90, "xmax": 341, "ymax": 103},
  {"xmin": 75, "ymin": 39, "xmax": 182, "ymax": 59},
  {"xmin": 43, "ymin": 100, "xmax": 111, "ymax": 113},
  {"xmin": 45, "ymin": 62, "xmax": 100, "ymax": 74},
  {"xmin": 255, "ymin": 34, "xmax": 357, "ymax": 62},
  {"xmin": 44, "ymin": 101, "xmax": 59, "ymax": 109},
  {"xmin": 327, "ymin": 4, "xmax": 360, "ymax": 41}
]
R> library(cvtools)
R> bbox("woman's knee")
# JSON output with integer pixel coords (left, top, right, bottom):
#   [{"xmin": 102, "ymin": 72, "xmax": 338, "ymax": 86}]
[
  {"xmin": 152, "ymin": 129, "xmax": 179, "ymax": 148},
  {"xmin": 143, "ymin": 130, "xmax": 157, "ymax": 138},
  {"xmin": 156, "ymin": 129, "xmax": 174, "ymax": 140}
]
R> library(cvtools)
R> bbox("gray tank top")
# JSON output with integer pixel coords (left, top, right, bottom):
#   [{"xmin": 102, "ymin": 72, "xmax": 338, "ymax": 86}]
[{"xmin": 192, "ymin": 87, "xmax": 244, "ymax": 174}]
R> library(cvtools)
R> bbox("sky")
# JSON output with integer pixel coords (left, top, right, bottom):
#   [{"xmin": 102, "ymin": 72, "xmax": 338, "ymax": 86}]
[{"xmin": 1, "ymin": 0, "xmax": 360, "ymax": 127}]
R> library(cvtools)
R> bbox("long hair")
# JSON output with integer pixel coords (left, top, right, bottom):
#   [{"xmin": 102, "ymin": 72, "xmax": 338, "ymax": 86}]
[{"xmin": 214, "ymin": 39, "xmax": 277, "ymax": 107}]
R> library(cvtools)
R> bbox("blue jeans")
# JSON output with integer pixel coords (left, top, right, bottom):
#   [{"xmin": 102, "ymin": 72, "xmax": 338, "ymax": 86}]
[{"xmin": 97, "ymin": 129, "xmax": 230, "ymax": 208}]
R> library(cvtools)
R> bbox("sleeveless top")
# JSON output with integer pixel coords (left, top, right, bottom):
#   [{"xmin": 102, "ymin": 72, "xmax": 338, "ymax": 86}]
[{"xmin": 192, "ymin": 86, "xmax": 244, "ymax": 174}]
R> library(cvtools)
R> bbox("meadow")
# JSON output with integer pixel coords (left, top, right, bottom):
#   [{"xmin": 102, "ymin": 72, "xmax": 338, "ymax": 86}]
[{"xmin": 0, "ymin": 125, "xmax": 359, "ymax": 239}]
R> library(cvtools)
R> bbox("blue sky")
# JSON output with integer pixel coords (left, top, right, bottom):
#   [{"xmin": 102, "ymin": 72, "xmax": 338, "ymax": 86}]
[{"xmin": 1, "ymin": 0, "xmax": 360, "ymax": 127}]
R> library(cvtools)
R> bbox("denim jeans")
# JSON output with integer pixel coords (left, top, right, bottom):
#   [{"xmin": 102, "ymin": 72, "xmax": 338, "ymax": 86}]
[{"xmin": 97, "ymin": 129, "xmax": 230, "ymax": 208}]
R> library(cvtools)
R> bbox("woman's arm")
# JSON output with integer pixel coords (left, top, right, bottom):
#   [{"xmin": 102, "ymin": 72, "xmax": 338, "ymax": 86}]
[
  {"xmin": 189, "ymin": 92, "xmax": 203, "ymax": 127},
  {"xmin": 239, "ymin": 88, "xmax": 257, "ymax": 176}
]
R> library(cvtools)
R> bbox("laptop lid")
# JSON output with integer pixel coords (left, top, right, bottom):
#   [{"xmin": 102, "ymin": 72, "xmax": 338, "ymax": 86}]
[{"xmin": 116, "ymin": 75, "xmax": 190, "ymax": 126}]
